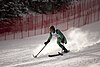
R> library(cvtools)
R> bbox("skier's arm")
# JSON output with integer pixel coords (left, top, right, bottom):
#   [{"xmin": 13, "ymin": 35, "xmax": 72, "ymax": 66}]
[
  {"xmin": 44, "ymin": 33, "xmax": 52, "ymax": 45},
  {"xmin": 48, "ymin": 32, "xmax": 52, "ymax": 41},
  {"xmin": 56, "ymin": 29, "xmax": 64, "ymax": 39}
]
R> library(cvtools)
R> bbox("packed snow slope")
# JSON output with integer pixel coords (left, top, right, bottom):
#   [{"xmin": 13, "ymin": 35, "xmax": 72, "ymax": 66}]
[{"xmin": 0, "ymin": 21, "xmax": 100, "ymax": 67}]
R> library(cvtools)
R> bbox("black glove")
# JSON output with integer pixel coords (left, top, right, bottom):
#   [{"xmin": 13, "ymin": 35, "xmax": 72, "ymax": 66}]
[{"xmin": 44, "ymin": 39, "xmax": 50, "ymax": 45}]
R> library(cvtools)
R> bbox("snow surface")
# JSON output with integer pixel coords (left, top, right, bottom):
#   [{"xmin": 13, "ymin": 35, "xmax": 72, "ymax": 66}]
[{"xmin": 0, "ymin": 21, "xmax": 100, "ymax": 67}]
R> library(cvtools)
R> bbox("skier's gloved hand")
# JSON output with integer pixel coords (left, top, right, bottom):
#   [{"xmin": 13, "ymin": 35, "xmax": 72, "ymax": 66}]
[
  {"xmin": 44, "ymin": 39, "xmax": 50, "ymax": 45},
  {"xmin": 65, "ymin": 41, "xmax": 67, "ymax": 44},
  {"xmin": 44, "ymin": 42, "xmax": 48, "ymax": 45}
]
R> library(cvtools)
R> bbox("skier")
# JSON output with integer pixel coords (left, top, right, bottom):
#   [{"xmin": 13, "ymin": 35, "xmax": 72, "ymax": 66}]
[{"xmin": 44, "ymin": 26, "xmax": 69, "ymax": 53}]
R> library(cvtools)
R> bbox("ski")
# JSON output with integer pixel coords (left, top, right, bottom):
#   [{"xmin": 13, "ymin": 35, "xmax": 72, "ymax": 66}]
[
  {"xmin": 48, "ymin": 52, "xmax": 63, "ymax": 57},
  {"xmin": 48, "ymin": 50, "xmax": 70, "ymax": 57}
]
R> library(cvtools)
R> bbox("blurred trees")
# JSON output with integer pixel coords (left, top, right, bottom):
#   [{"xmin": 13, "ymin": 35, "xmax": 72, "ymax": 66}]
[{"xmin": 0, "ymin": 0, "xmax": 77, "ymax": 24}]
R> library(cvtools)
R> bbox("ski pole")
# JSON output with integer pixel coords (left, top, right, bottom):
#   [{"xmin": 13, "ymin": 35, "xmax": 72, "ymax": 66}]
[{"xmin": 33, "ymin": 45, "xmax": 47, "ymax": 58}]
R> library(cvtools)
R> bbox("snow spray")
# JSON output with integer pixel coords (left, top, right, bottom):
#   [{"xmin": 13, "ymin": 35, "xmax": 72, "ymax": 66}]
[{"xmin": 65, "ymin": 27, "xmax": 100, "ymax": 52}]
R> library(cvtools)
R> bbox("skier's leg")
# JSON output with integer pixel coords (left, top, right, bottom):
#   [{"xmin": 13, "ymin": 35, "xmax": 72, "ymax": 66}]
[
  {"xmin": 57, "ymin": 38, "xmax": 69, "ymax": 53},
  {"xmin": 61, "ymin": 37, "xmax": 67, "ymax": 44},
  {"xmin": 57, "ymin": 40, "xmax": 63, "ymax": 48},
  {"xmin": 64, "ymin": 37, "xmax": 67, "ymax": 44},
  {"xmin": 57, "ymin": 38, "xmax": 63, "ymax": 48},
  {"xmin": 61, "ymin": 45, "xmax": 69, "ymax": 53}
]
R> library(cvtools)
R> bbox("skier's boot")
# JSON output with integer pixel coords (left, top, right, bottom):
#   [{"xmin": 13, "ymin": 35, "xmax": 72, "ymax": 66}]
[{"xmin": 62, "ymin": 45, "xmax": 69, "ymax": 53}]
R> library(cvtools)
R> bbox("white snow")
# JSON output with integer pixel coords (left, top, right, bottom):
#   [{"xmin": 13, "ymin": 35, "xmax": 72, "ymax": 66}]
[{"xmin": 0, "ymin": 21, "xmax": 100, "ymax": 67}]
